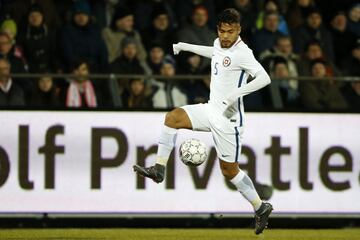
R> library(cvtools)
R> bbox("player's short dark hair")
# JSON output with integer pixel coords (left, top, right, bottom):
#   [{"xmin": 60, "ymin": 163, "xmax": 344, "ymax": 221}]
[{"xmin": 217, "ymin": 8, "xmax": 241, "ymax": 26}]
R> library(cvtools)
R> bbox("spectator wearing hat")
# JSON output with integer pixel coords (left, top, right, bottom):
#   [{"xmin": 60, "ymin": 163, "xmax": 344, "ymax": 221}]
[
  {"xmin": 176, "ymin": 5, "xmax": 216, "ymax": 72},
  {"xmin": 299, "ymin": 59, "xmax": 347, "ymax": 110},
  {"xmin": 252, "ymin": 11, "xmax": 283, "ymax": 57},
  {"xmin": 0, "ymin": 57, "xmax": 25, "ymax": 107},
  {"xmin": 347, "ymin": 4, "xmax": 360, "ymax": 37},
  {"xmin": 134, "ymin": 1, "xmax": 178, "ymax": 31},
  {"xmin": 110, "ymin": 37, "xmax": 146, "ymax": 75},
  {"xmin": 141, "ymin": 5, "xmax": 175, "ymax": 54},
  {"xmin": 0, "ymin": 18, "xmax": 25, "ymax": 61},
  {"xmin": 0, "ymin": 0, "xmax": 60, "ymax": 30},
  {"xmin": 292, "ymin": 8, "xmax": 334, "ymax": 61},
  {"xmin": 109, "ymin": 37, "xmax": 146, "ymax": 106},
  {"xmin": 152, "ymin": 57, "xmax": 188, "ymax": 108},
  {"xmin": 330, "ymin": 11, "xmax": 357, "ymax": 69},
  {"xmin": 61, "ymin": 0, "xmax": 108, "ymax": 73},
  {"xmin": 102, "ymin": 6, "xmax": 147, "ymax": 64},
  {"xmin": 174, "ymin": 0, "xmax": 216, "ymax": 29},
  {"xmin": 255, "ymin": 0, "xmax": 289, "ymax": 36},
  {"xmin": 18, "ymin": 4, "xmax": 58, "ymax": 73},
  {"xmin": 0, "ymin": 32, "xmax": 31, "ymax": 97},
  {"xmin": 286, "ymin": 0, "xmax": 316, "ymax": 29}
]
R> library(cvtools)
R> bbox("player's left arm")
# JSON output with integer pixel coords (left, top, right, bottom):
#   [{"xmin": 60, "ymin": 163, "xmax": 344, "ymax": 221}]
[
  {"xmin": 223, "ymin": 48, "xmax": 271, "ymax": 106},
  {"xmin": 173, "ymin": 42, "xmax": 213, "ymax": 58}
]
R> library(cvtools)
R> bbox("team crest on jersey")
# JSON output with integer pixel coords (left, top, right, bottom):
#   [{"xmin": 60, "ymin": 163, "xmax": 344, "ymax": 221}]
[{"xmin": 223, "ymin": 56, "xmax": 231, "ymax": 67}]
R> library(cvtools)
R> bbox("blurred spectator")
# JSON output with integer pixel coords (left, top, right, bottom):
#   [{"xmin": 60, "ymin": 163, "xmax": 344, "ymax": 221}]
[
  {"xmin": 297, "ymin": 41, "xmax": 339, "ymax": 76},
  {"xmin": 61, "ymin": 0, "xmax": 108, "ymax": 73},
  {"xmin": 0, "ymin": 0, "xmax": 60, "ymax": 30},
  {"xmin": 341, "ymin": 39, "xmax": 360, "ymax": 76},
  {"xmin": 341, "ymin": 82, "xmax": 360, "ymax": 111},
  {"xmin": 252, "ymin": 11, "xmax": 283, "ymax": 57},
  {"xmin": 0, "ymin": 18, "xmax": 25, "ymax": 60},
  {"xmin": 177, "ymin": 5, "xmax": 216, "ymax": 71},
  {"xmin": 0, "ymin": 32, "xmax": 31, "ymax": 96},
  {"xmin": 225, "ymin": 0, "xmax": 257, "ymax": 44},
  {"xmin": 330, "ymin": 11, "xmax": 357, "ymax": 68},
  {"xmin": 110, "ymin": 37, "xmax": 146, "ymax": 75},
  {"xmin": 174, "ymin": 0, "xmax": 216, "ymax": 29},
  {"xmin": 260, "ymin": 35, "xmax": 299, "ymax": 76},
  {"xmin": 347, "ymin": 3, "xmax": 360, "ymax": 37},
  {"xmin": 178, "ymin": 53, "xmax": 210, "ymax": 104},
  {"xmin": 141, "ymin": 4, "xmax": 175, "ymax": 54},
  {"xmin": 286, "ymin": 0, "xmax": 316, "ymax": 29},
  {"xmin": 152, "ymin": 57, "xmax": 188, "ymax": 108},
  {"xmin": 65, "ymin": 60, "xmax": 97, "ymax": 108},
  {"xmin": 292, "ymin": 8, "xmax": 334, "ymax": 61},
  {"xmin": 256, "ymin": 0, "xmax": 289, "ymax": 36},
  {"xmin": 30, "ymin": 75, "xmax": 61, "ymax": 107},
  {"xmin": 147, "ymin": 44, "xmax": 166, "ymax": 75},
  {"xmin": 102, "ymin": 6, "xmax": 147, "ymax": 64},
  {"xmin": 269, "ymin": 56, "xmax": 300, "ymax": 108},
  {"xmin": 122, "ymin": 78, "xmax": 153, "ymax": 109},
  {"xmin": 134, "ymin": 1, "xmax": 177, "ymax": 30},
  {"xmin": 299, "ymin": 59, "xmax": 347, "ymax": 110},
  {"xmin": 18, "ymin": 4, "xmax": 58, "ymax": 73},
  {"xmin": 0, "ymin": 57, "xmax": 25, "ymax": 106},
  {"xmin": 91, "ymin": 0, "xmax": 120, "ymax": 29}
]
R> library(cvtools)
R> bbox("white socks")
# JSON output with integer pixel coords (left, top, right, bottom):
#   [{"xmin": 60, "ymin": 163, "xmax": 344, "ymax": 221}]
[
  {"xmin": 230, "ymin": 170, "xmax": 263, "ymax": 211},
  {"xmin": 155, "ymin": 125, "xmax": 178, "ymax": 166}
]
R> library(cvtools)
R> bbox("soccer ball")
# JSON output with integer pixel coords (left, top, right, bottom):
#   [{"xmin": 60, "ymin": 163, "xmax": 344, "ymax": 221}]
[{"xmin": 179, "ymin": 139, "xmax": 207, "ymax": 166}]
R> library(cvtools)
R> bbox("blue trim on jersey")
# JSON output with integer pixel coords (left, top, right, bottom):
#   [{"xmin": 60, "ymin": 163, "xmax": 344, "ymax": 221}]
[
  {"xmin": 238, "ymin": 70, "xmax": 245, "ymax": 127},
  {"xmin": 234, "ymin": 127, "xmax": 239, "ymax": 162}
]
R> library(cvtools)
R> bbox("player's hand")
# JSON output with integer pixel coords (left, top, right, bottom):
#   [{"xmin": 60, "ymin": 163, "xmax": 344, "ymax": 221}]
[
  {"xmin": 221, "ymin": 100, "xmax": 236, "ymax": 119},
  {"xmin": 173, "ymin": 42, "xmax": 184, "ymax": 55}
]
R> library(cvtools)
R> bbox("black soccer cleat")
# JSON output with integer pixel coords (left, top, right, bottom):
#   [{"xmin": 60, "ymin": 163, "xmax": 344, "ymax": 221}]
[
  {"xmin": 254, "ymin": 202, "xmax": 273, "ymax": 235},
  {"xmin": 133, "ymin": 164, "xmax": 165, "ymax": 183}
]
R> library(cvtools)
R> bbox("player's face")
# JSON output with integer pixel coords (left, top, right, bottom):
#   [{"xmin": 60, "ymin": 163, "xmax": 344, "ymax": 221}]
[{"xmin": 217, "ymin": 23, "xmax": 241, "ymax": 48}]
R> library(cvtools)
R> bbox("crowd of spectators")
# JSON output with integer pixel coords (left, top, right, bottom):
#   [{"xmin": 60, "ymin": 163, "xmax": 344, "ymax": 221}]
[{"xmin": 0, "ymin": 0, "xmax": 359, "ymax": 111}]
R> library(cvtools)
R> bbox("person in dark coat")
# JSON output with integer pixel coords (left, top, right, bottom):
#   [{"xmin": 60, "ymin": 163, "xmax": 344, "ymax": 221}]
[
  {"xmin": 329, "ymin": 11, "xmax": 357, "ymax": 69},
  {"xmin": 299, "ymin": 59, "xmax": 347, "ymax": 110},
  {"xmin": 252, "ymin": 11, "xmax": 283, "ymax": 57},
  {"xmin": 61, "ymin": 0, "xmax": 108, "ymax": 73},
  {"xmin": 141, "ymin": 4, "xmax": 175, "ymax": 54},
  {"xmin": 0, "ymin": 57, "xmax": 25, "ymax": 107},
  {"xmin": 30, "ymin": 75, "xmax": 61, "ymax": 107},
  {"xmin": 18, "ymin": 4, "xmax": 58, "ymax": 73},
  {"xmin": 292, "ymin": 8, "xmax": 334, "ymax": 61}
]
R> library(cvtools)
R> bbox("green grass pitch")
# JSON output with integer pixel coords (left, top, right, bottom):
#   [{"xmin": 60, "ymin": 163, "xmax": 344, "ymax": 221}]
[{"xmin": 0, "ymin": 228, "xmax": 359, "ymax": 240}]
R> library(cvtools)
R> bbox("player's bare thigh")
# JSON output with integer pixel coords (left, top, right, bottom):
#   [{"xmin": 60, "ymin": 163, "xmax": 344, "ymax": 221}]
[{"xmin": 165, "ymin": 108, "xmax": 192, "ymax": 129}]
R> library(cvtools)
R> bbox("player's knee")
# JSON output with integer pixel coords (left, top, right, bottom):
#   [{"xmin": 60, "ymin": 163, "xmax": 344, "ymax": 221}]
[
  {"xmin": 220, "ymin": 162, "xmax": 239, "ymax": 179},
  {"xmin": 164, "ymin": 110, "xmax": 180, "ymax": 128}
]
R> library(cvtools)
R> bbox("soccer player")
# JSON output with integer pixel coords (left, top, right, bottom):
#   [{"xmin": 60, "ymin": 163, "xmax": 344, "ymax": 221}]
[{"xmin": 133, "ymin": 8, "xmax": 273, "ymax": 234}]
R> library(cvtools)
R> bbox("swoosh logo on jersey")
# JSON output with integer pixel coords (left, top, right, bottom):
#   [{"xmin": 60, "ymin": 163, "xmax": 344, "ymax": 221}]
[{"xmin": 221, "ymin": 154, "xmax": 230, "ymax": 158}]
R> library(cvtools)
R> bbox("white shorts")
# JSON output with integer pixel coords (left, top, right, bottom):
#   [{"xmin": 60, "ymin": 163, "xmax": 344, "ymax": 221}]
[{"xmin": 181, "ymin": 103, "xmax": 244, "ymax": 163}]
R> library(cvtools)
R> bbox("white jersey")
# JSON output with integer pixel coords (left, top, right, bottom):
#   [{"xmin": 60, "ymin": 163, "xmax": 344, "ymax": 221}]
[{"xmin": 209, "ymin": 37, "xmax": 264, "ymax": 127}]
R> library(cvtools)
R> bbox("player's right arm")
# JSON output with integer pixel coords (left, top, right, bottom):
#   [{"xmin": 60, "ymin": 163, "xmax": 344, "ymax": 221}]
[{"xmin": 173, "ymin": 42, "xmax": 213, "ymax": 58}]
